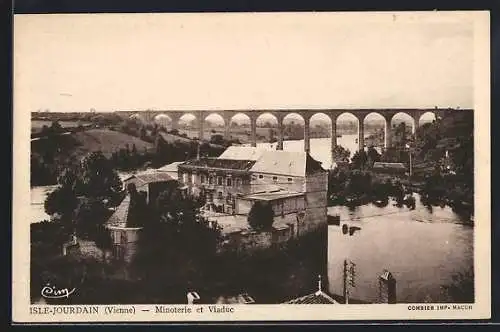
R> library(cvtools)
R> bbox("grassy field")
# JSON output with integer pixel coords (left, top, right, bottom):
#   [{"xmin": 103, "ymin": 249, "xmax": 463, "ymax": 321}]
[
  {"xmin": 71, "ymin": 129, "xmax": 154, "ymax": 157},
  {"xmin": 32, "ymin": 128, "xmax": 155, "ymax": 160}
]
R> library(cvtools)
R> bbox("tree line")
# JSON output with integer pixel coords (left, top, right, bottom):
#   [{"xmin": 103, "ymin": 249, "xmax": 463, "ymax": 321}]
[{"xmin": 327, "ymin": 112, "xmax": 474, "ymax": 218}]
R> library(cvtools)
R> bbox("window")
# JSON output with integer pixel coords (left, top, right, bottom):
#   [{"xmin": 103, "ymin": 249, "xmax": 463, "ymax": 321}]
[
  {"xmin": 218, "ymin": 191, "xmax": 223, "ymax": 199},
  {"xmin": 226, "ymin": 178, "xmax": 232, "ymax": 186},
  {"xmin": 200, "ymin": 175, "xmax": 205, "ymax": 184},
  {"xmin": 235, "ymin": 178, "xmax": 241, "ymax": 187},
  {"xmin": 259, "ymin": 174, "xmax": 264, "ymax": 179},
  {"xmin": 191, "ymin": 173, "xmax": 196, "ymax": 184},
  {"xmin": 287, "ymin": 178, "xmax": 293, "ymax": 182},
  {"xmin": 217, "ymin": 177, "xmax": 223, "ymax": 185},
  {"xmin": 209, "ymin": 177, "xmax": 213, "ymax": 185},
  {"xmin": 272, "ymin": 176, "xmax": 278, "ymax": 182}
]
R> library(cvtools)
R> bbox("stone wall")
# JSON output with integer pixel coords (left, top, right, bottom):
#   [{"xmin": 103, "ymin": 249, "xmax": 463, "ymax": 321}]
[
  {"xmin": 235, "ymin": 195, "xmax": 305, "ymax": 217},
  {"xmin": 219, "ymin": 214, "xmax": 298, "ymax": 254},
  {"xmin": 302, "ymin": 171, "xmax": 328, "ymax": 234},
  {"xmin": 250, "ymin": 173, "xmax": 304, "ymax": 193}
]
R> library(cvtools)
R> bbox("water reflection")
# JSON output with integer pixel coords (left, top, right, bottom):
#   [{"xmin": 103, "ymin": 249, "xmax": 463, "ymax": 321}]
[{"xmin": 327, "ymin": 194, "xmax": 473, "ymax": 303}]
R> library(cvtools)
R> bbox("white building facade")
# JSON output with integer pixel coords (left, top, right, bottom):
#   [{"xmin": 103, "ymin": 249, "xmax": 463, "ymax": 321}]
[{"xmin": 177, "ymin": 146, "xmax": 328, "ymax": 236}]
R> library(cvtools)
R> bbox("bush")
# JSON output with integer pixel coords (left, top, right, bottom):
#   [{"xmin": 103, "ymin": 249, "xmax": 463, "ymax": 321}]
[{"xmin": 247, "ymin": 201, "xmax": 275, "ymax": 230}]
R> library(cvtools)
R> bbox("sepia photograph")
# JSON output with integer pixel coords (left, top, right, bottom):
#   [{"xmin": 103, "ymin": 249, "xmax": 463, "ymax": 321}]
[{"xmin": 13, "ymin": 11, "xmax": 490, "ymax": 322}]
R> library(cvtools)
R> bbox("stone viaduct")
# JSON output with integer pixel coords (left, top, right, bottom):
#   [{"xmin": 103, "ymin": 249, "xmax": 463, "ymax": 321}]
[{"xmin": 115, "ymin": 108, "xmax": 469, "ymax": 153}]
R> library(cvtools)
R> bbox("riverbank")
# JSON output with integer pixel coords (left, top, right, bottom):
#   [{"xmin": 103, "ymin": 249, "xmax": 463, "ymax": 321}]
[{"xmin": 327, "ymin": 167, "xmax": 474, "ymax": 222}]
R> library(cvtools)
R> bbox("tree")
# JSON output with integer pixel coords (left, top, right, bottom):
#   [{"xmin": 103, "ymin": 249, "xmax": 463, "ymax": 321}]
[
  {"xmin": 155, "ymin": 189, "xmax": 202, "ymax": 227},
  {"xmin": 128, "ymin": 193, "xmax": 223, "ymax": 301},
  {"xmin": 74, "ymin": 197, "xmax": 109, "ymax": 237},
  {"xmin": 269, "ymin": 128, "xmax": 276, "ymax": 143},
  {"xmin": 93, "ymin": 224, "xmax": 113, "ymax": 256},
  {"xmin": 50, "ymin": 121, "xmax": 63, "ymax": 134},
  {"xmin": 79, "ymin": 151, "xmax": 122, "ymax": 201},
  {"xmin": 210, "ymin": 134, "xmax": 225, "ymax": 146},
  {"xmin": 40, "ymin": 125, "xmax": 50, "ymax": 136},
  {"xmin": 351, "ymin": 150, "xmax": 368, "ymax": 170},
  {"xmin": 126, "ymin": 183, "xmax": 148, "ymax": 227},
  {"xmin": 57, "ymin": 166, "xmax": 82, "ymax": 192},
  {"xmin": 393, "ymin": 122, "xmax": 409, "ymax": 148},
  {"xmin": 139, "ymin": 126, "xmax": 148, "ymax": 140},
  {"xmin": 247, "ymin": 201, "xmax": 275, "ymax": 230},
  {"xmin": 332, "ymin": 145, "xmax": 350, "ymax": 162},
  {"xmin": 346, "ymin": 170, "xmax": 372, "ymax": 196},
  {"xmin": 44, "ymin": 151, "xmax": 123, "ymax": 237},
  {"xmin": 151, "ymin": 124, "xmax": 159, "ymax": 138},
  {"xmin": 366, "ymin": 146, "xmax": 381, "ymax": 168},
  {"xmin": 44, "ymin": 186, "xmax": 78, "ymax": 225}
]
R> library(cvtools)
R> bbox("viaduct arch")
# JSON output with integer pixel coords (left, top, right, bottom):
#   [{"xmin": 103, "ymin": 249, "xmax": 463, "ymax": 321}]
[{"xmin": 121, "ymin": 108, "xmax": 464, "ymax": 157}]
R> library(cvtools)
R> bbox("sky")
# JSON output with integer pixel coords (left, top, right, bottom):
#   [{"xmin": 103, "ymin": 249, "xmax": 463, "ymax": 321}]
[{"xmin": 15, "ymin": 12, "xmax": 474, "ymax": 117}]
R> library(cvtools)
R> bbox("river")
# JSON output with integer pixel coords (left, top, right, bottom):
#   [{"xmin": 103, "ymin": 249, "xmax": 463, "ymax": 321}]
[
  {"xmin": 327, "ymin": 199, "xmax": 473, "ymax": 303},
  {"xmin": 253, "ymin": 137, "xmax": 473, "ymax": 303},
  {"xmin": 30, "ymin": 135, "xmax": 473, "ymax": 303}
]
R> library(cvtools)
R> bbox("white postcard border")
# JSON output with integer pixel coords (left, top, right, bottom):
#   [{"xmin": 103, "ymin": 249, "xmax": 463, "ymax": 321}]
[{"xmin": 12, "ymin": 10, "xmax": 491, "ymax": 322}]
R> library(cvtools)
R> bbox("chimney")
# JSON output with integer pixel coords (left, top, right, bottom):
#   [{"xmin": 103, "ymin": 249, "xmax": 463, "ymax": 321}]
[
  {"xmin": 378, "ymin": 270, "xmax": 397, "ymax": 304},
  {"xmin": 237, "ymin": 293, "xmax": 256, "ymax": 304},
  {"xmin": 187, "ymin": 291, "xmax": 201, "ymax": 304}
]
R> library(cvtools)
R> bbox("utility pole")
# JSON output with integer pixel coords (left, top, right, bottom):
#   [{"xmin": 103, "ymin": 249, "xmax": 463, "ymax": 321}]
[
  {"xmin": 406, "ymin": 143, "xmax": 413, "ymax": 178},
  {"xmin": 343, "ymin": 259, "xmax": 356, "ymax": 304},
  {"xmin": 343, "ymin": 259, "xmax": 348, "ymax": 304},
  {"xmin": 409, "ymin": 146, "xmax": 412, "ymax": 177}
]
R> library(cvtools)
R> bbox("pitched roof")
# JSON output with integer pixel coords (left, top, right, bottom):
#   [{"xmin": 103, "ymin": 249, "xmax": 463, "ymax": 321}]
[
  {"xmin": 156, "ymin": 161, "xmax": 184, "ymax": 172},
  {"xmin": 285, "ymin": 291, "xmax": 338, "ymax": 304},
  {"xmin": 123, "ymin": 170, "xmax": 175, "ymax": 186},
  {"xmin": 250, "ymin": 150, "xmax": 324, "ymax": 177},
  {"xmin": 214, "ymin": 293, "xmax": 256, "ymax": 304},
  {"xmin": 218, "ymin": 146, "xmax": 266, "ymax": 161},
  {"xmin": 180, "ymin": 158, "xmax": 256, "ymax": 171},
  {"xmin": 243, "ymin": 190, "xmax": 304, "ymax": 201},
  {"xmin": 105, "ymin": 195, "xmax": 131, "ymax": 228}
]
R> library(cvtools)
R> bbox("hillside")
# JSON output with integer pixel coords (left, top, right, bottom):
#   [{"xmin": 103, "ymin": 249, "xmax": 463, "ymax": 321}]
[
  {"xmin": 71, "ymin": 129, "xmax": 154, "ymax": 158},
  {"xmin": 157, "ymin": 131, "xmax": 226, "ymax": 150},
  {"xmin": 158, "ymin": 131, "xmax": 193, "ymax": 144},
  {"xmin": 32, "ymin": 129, "xmax": 154, "ymax": 160},
  {"xmin": 413, "ymin": 111, "xmax": 473, "ymax": 172},
  {"xmin": 31, "ymin": 129, "xmax": 154, "ymax": 186}
]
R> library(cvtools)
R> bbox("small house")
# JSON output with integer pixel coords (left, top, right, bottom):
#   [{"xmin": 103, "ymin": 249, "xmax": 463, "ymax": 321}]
[{"xmin": 123, "ymin": 170, "xmax": 177, "ymax": 205}]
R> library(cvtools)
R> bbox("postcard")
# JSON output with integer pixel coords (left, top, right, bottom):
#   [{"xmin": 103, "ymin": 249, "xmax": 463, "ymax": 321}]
[{"xmin": 12, "ymin": 10, "xmax": 490, "ymax": 322}]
